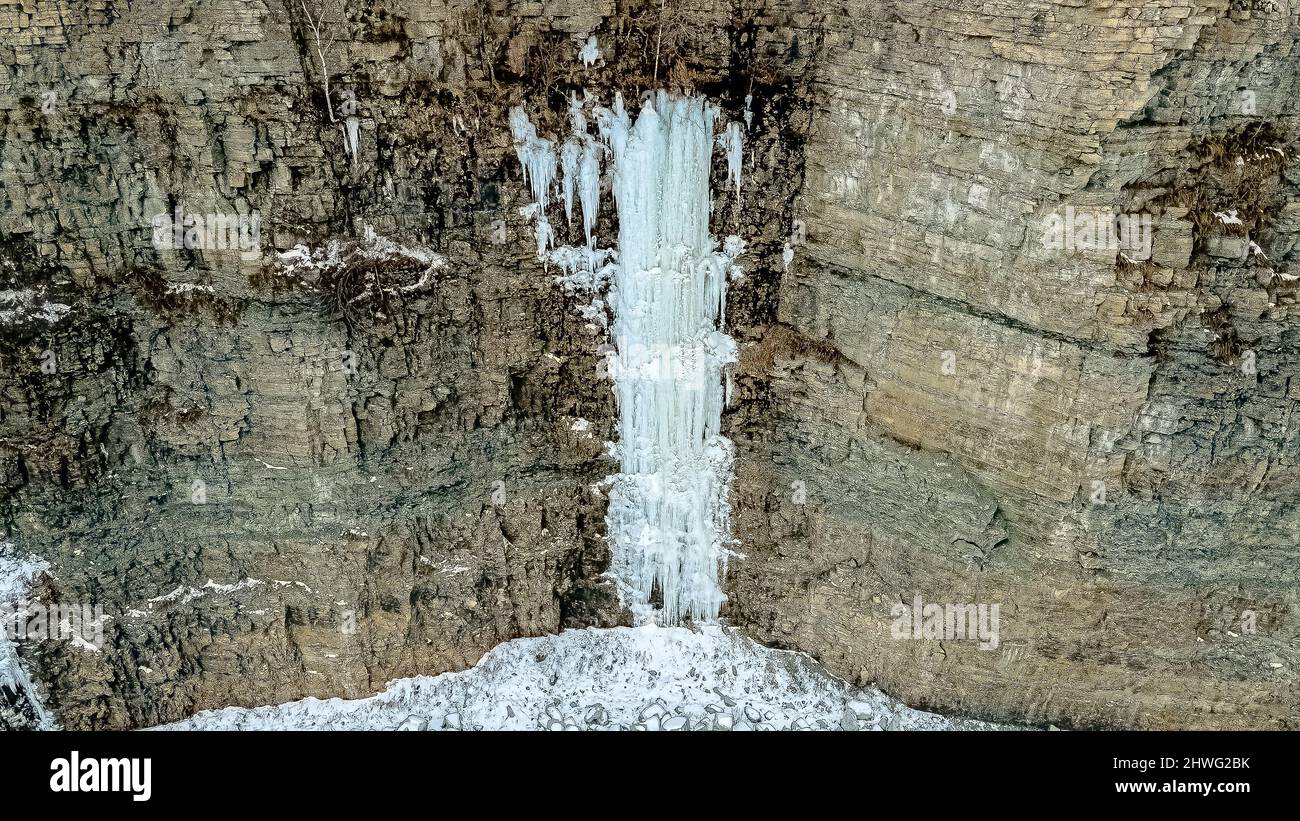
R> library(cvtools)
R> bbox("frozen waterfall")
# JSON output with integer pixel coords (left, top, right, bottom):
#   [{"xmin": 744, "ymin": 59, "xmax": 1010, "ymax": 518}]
[
  {"xmin": 510, "ymin": 92, "xmax": 742, "ymax": 626},
  {"xmin": 599, "ymin": 93, "xmax": 738, "ymax": 626}
]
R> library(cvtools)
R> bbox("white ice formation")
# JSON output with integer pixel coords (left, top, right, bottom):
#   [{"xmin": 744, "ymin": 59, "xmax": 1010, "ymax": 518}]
[
  {"xmin": 508, "ymin": 93, "xmax": 745, "ymax": 625},
  {"xmin": 0, "ymin": 289, "xmax": 71, "ymax": 326},
  {"xmin": 720, "ymin": 120, "xmax": 743, "ymax": 199},
  {"xmin": 0, "ymin": 546, "xmax": 55, "ymax": 729},
  {"xmin": 509, "ymin": 106, "xmax": 559, "ymax": 259},
  {"xmin": 578, "ymin": 35, "xmax": 602, "ymax": 67},
  {"xmin": 344, "ymin": 116, "xmax": 360, "ymax": 167},
  {"xmin": 159, "ymin": 626, "xmax": 1008, "ymax": 731}
]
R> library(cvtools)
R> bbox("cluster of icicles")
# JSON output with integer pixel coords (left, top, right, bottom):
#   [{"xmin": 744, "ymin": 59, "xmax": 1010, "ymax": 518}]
[{"xmin": 510, "ymin": 91, "xmax": 745, "ymax": 626}]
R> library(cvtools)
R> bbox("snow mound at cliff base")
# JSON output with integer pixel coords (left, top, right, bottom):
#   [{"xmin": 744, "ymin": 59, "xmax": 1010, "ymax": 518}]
[{"xmin": 160, "ymin": 625, "xmax": 1007, "ymax": 731}]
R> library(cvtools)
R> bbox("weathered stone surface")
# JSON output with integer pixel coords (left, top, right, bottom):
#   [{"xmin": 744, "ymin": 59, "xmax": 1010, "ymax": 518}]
[
  {"xmin": 725, "ymin": 0, "xmax": 1299, "ymax": 730},
  {"xmin": 1, "ymin": 0, "xmax": 1296, "ymax": 731},
  {"xmin": 0, "ymin": 0, "xmax": 649, "ymax": 729}
]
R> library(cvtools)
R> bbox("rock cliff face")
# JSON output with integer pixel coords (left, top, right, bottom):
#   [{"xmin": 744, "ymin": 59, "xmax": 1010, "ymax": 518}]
[
  {"xmin": 728, "ymin": 0, "xmax": 1300, "ymax": 729},
  {"xmin": 1, "ymin": 0, "xmax": 1295, "ymax": 729}
]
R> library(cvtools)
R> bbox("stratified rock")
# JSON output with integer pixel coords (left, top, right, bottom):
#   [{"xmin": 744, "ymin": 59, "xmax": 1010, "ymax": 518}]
[{"xmin": 1, "ymin": 0, "xmax": 1294, "ymax": 734}]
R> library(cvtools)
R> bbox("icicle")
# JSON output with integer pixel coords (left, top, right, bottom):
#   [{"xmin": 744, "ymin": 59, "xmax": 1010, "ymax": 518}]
[
  {"xmin": 509, "ymin": 107, "xmax": 559, "ymax": 258},
  {"xmin": 509, "ymin": 107, "xmax": 557, "ymax": 210},
  {"xmin": 568, "ymin": 92, "xmax": 588, "ymax": 135},
  {"xmin": 509, "ymin": 107, "xmax": 536, "ymax": 168},
  {"xmin": 720, "ymin": 121, "xmax": 743, "ymax": 200},
  {"xmin": 560, "ymin": 140, "xmax": 581, "ymax": 225},
  {"xmin": 579, "ymin": 34, "xmax": 602, "ymax": 67},
  {"xmin": 344, "ymin": 116, "xmax": 360, "ymax": 167},
  {"xmin": 595, "ymin": 93, "xmax": 629, "ymax": 156},
  {"xmin": 532, "ymin": 209, "xmax": 554, "ymax": 261},
  {"xmin": 553, "ymin": 93, "xmax": 604, "ymax": 246},
  {"xmin": 578, "ymin": 139, "xmax": 602, "ymax": 246},
  {"xmin": 743, "ymin": 94, "xmax": 753, "ymax": 130}
]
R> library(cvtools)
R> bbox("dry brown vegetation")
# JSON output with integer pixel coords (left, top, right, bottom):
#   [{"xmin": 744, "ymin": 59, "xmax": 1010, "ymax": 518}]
[
  {"xmin": 253, "ymin": 239, "xmax": 443, "ymax": 329},
  {"xmin": 1174, "ymin": 123, "xmax": 1292, "ymax": 246},
  {"xmin": 124, "ymin": 266, "xmax": 242, "ymax": 325}
]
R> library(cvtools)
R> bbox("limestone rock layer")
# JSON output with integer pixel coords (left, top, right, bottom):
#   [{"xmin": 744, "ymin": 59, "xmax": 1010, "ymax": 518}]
[{"xmin": 0, "ymin": 0, "xmax": 1295, "ymax": 729}]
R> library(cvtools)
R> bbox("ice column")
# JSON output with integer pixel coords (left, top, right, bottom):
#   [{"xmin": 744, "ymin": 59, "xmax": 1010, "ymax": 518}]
[
  {"xmin": 579, "ymin": 35, "xmax": 602, "ymax": 67},
  {"xmin": 598, "ymin": 92, "xmax": 739, "ymax": 626},
  {"xmin": 508, "ymin": 93, "xmax": 742, "ymax": 626}
]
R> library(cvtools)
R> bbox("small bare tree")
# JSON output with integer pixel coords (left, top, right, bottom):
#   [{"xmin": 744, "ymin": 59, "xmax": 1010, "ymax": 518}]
[
  {"xmin": 654, "ymin": 0, "xmax": 666, "ymax": 83},
  {"xmin": 299, "ymin": 0, "xmax": 344, "ymax": 122},
  {"xmin": 650, "ymin": 0, "xmax": 690, "ymax": 86}
]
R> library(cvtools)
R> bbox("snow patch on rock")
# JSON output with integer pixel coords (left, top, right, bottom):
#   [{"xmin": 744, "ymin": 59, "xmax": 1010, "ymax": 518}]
[{"xmin": 0, "ymin": 289, "xmax": 71, "ymax": 326}]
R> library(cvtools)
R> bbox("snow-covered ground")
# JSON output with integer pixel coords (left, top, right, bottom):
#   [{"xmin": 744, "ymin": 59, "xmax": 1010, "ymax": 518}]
[{"xmin": 159, "ymin": 625, "xmax": 1008, "ymax": 731}]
